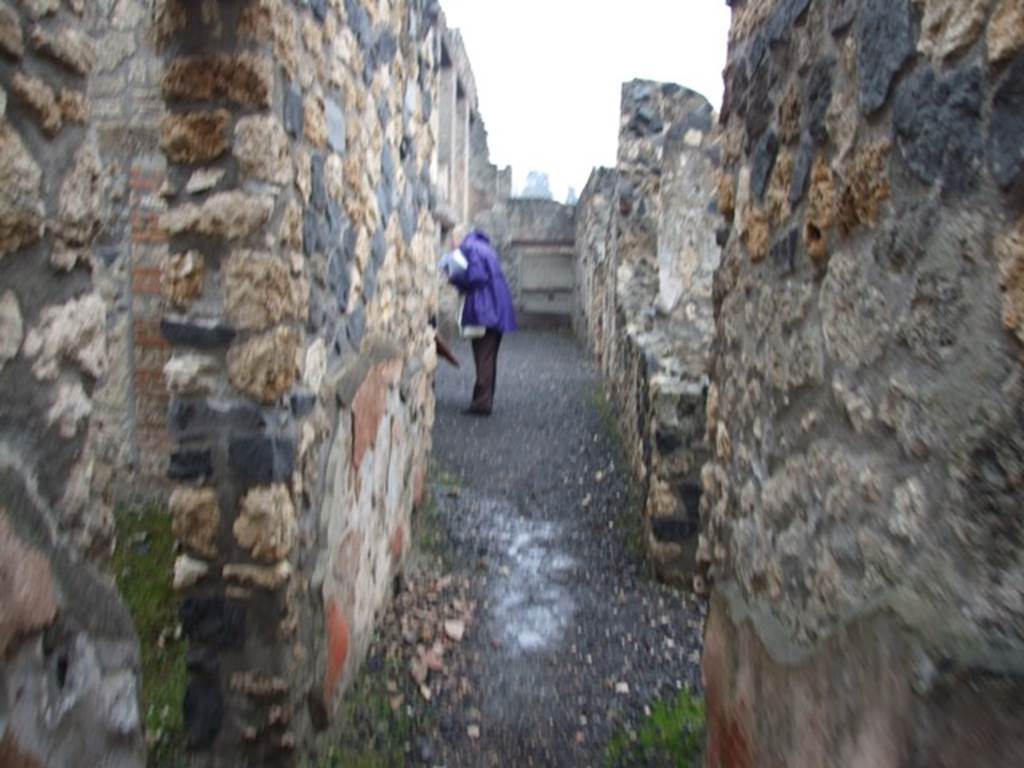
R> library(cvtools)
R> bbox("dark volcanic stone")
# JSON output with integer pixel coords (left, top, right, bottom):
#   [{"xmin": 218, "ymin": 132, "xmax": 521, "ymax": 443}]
[
  {"xmin": 751, "ymin": 131, "xmax": 779, "ymax": 201},
  {"xmin": 771, "ymin": 227, "xmax": 800, "ymax": 275},
  {"xmin": 805, "ymin": 59, "xmax": 834, "ymax": 145},
  {"xmin": 161, "ymin": 317, "xmax": 235, "ymax": 348},
  {"xmin": 326, "ymin": 98, "xmax": 346, "ymax": 154},
  {"xmin": 283, "ymin": 83, "xmax": 304, "ymax": 139},
  {"xmin": 291, "ymin": 390, "xmax": 316, "ymax": 418},
  {"xmin": 678, "ymin": 481, "xmax": 702, "ymax": 519},
  {"xmin": 167, "ymin": 448, "xmax": 212, "ymax": 481},
  {"xmin": 829, "ymin": 0, "xmax": 858, "ymax": 34},
  {"xmin": 990, "ymin": 55, "xmax": 1024, "ymax": 189},
  {"xmin": 650, "ymin": 516, "xmax": 699, "ymax": 544},
  {"xmin": 767, "ymin": 0, "xmax": 812, "ymax": 43},
  {"xmin": 328, "ymin": 245, "xmax": 351, "ymax": 313},
  {"xmin": 347, "ymin": 305, "xmax": 366, "ymax": 347},
  {"xmin": 169, "ymin": 399, "xmax": 265, "ymax": 440},
  {"xmin": 311, "ymin": 153, "xmax": 327, "ymax": 211},
  {"xmin": 894, "ymin": 65, "xmax": 984, "ymax": 194},
  {"xmin": 179, "ymin": 598, "xmax": 246, "ymax": 649},
  {"xmin": 629, "ymin": 104, "xmax": 663, "ymax": 136},
  {"xmin": 857, "ymin": 0, "xmax": 913, "ymax": 114},
  {"xmin": 345, "ymin": 0, "xmax": 372, "ymax": 48},
  {"xmin": 790, "ymin": 140, "xmax": 813, "ymax": 205},
  {"xmin": 655, "ymin": 429, "xmax": 683, "ymax": 454},
  {"xmin": 372, "ymin": 31, "xmax": 397, "ymax": 69},
  {"xmin": 184, "ymin": 677, "xmax": 223, "ymax": 750},
  {"xmin": 745, "ymin": 62, "xmax": 775, "ymax": 148},
  {"xmin": 229, "ymin": 434, "xmax": 296, "ymax": 486}
]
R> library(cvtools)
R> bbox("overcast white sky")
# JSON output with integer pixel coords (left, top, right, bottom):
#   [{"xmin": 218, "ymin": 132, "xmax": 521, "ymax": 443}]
[{"xmin": 440, "ymin": 1, "xmax": 732, "ymax": 201}]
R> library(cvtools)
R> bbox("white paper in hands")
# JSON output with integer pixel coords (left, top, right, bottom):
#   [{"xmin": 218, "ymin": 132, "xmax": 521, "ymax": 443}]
[{"xmin": 438, "ymin": 249, "xmax": 468, "ymax": 277}]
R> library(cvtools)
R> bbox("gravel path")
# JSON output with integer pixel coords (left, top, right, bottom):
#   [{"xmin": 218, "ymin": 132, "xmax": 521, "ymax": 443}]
[{"xmin": 424, "ymin": 329, "xmax": 706, "ymax": 767}]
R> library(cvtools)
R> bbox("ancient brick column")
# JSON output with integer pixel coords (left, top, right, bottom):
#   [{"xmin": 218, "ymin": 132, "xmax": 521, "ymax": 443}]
[
  {"xmin": 154, "ymin": 0, "xmax": 440, "ymax": 760},
  {"xmin": 703, "ymin": 0, "xmax": 1024, "ymax": 764},
  {"xmin": 0, "ymin": 0, "xmax": 144, "ymax": 764}
]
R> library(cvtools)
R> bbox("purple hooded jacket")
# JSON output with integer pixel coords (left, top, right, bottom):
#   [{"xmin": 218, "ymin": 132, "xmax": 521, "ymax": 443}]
[{"xmin": 449, "ymin": 230, "xmax": 518, "ymax": 333}]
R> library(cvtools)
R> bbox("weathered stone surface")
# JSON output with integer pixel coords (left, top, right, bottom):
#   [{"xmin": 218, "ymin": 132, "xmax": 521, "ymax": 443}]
[
  {"xmin": 803, "ymin": 156, "xmax": 834, "ymax": 266},
  {"xmin": 21, "ymin": 0, "xmax": 58, "ymax": 18},
  {"xmin": 230, "ymin": 671, "xmax": 288, "ymax": 699},
  {"xmin": 0, "ymin": 289, "xmax": 22, "ymax": 372},
  {"xmin": 47, "ymin": 376, "xmax": 91, "ymax": 437},
  {"xmin": 161, "ymin": 191, "xmax": 274, "ymax": 240},
  {"xmin": 0, "ymin": 511, "xmax": 57, "ymax": 655},
  {"xmin": 223, "ymin": 250, "xmax": 308, "ymax": 330},
  {"xmin": 239, "ymin": 0, "xmax": 298, "ymax": 79},
  {"xmin": 174, "ymin": 554, "xmax": 210, "ymax": 590},
  {"xmin": 857, "ymin": 0, "xmax": 914, "ymax": 113},
  {"xmin": 988, "ymin": 0, "xmax": 1024, "ymax": 63},
  {"xmin": 742, "ymin": 206, "xmax": 771, "ymax": 263},
  {"xmin": 164, "ymin": 353, "xmax": 219, "ymax": 395},
  {"xmin": 805, "ymin": 59, "xmax": 834, "ymax": 145},
  {"xmin": 234, "ymin": 114, "xmax": 292, "ymax": 185},
  {"xmin": 0, "ymin": 1, "xmax": 23, "ymax": 58},
  {"xmin": 998, "ymin": 217, "xmax": 1024, "ymax": 343},
  {"xmin": 56, "ymin": 141, "xmax": 101, "ymax": 245},
  {"xmin": 57, "ymin": 87, "xmax": 87, "ymax": 123},
  {"xmin": 233, "ymin": 484, "xmax": 296, "ymax": 563},
  {"xmin": 23, "ymin": 292, "xmax": 106, "ymax": 380},
  {"xmin": 30, "ymin": 25, "xmax": 95, "ymax": 75},
  {"xmin": 916, "ymin": 0, "xmax": 992, "ymax": 59},
  {"xmin": 750, "ymin": 131, "xmax": 778, "ymax": 201},
  {"xmin": 185, "ymin": 168, "xmax": 225, "ymax": 194},
  {"xmin": 11, "ymin": 72, "xmax": 61, "ymax": 134},
  {"xmin": 836, "ymin": 140, "xmax": 891, "ymax": 235},
  {"xmin": 161, "ymin": 251, "xmax": 206, "ymax": 309},
  {"xmin": 170, "ymin": 486, "xmax": 220, "ymax": 558},
  {"xmin": 223, "ymin": 561, "xmax": 291, "ymax": 590},
  {"xmin": 227, "ymin": 326, "xmax": 301, "ymax": 403},
  {"xmin": 160, "ymin": 110, "xmax": 231, "ymax": 165},
  {"xmin": 304, "ymin": 92, "xmax": 327, "ymax": 147},
  {"xmin": 829, "ymin": 0, "xmax": 858, "ymax": 33},
  {"xmin": 325, "ymin": 97, "xmax": 345, "ymax": 153},
  {"xmin": 718, "ymin": 172, "xmax": 736, "ymax": 218},
  {"xmin": 323, "ymin": 598, "xmax": 350, "ymax": 703},
  {"xmin": 777, "ymin": 82, "xmax": 800, "ymax": 144},
  {"xmin": 0, "ymin": 123, "xmax": 43, "ymax": 256},
  {"xmin": 990, "ymin": 54, "xmax": 1024, "ymax": 189},
  {"xmin": 162, "ymin": 53, "xmax": 273, "ymax": 108},
  {"xmin": 894, "ymin": 65, "xmax": 984, "ymax": 193},
  {"xmin": 351, "ymin": 359, "xmax": 400, "ymax": 470}
]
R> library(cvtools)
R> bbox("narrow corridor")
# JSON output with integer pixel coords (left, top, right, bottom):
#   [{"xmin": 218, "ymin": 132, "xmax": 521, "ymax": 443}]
[{"xmin": 426, "ymin": 329, "xmax": 705, "ymax": 766}]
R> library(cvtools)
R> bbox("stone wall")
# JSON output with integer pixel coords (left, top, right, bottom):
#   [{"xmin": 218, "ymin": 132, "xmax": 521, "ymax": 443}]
[
  {"xmin": 702, "ymin": 0, "xmax": 1024, "ymax": 765},
  {"xmin": 0, "ymin": 0, "xmax": 144, "ymax": 764},
  {"xmin": 575, "ymin": 80, "xmax": 721, "ymax": 585},
  {"xmin": 150, "ymin": 0, "xmax": 443, "ymax": 761}
]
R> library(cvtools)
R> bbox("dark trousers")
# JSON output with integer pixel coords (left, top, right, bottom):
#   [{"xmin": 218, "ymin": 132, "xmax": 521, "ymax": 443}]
[{"xmin": 470, "ymin": 329, "xmax": 502, "ymax": 413}]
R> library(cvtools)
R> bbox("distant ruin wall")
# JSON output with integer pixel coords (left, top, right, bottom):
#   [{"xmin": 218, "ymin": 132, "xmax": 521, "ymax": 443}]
[
  {"xmin": 702, "ymin": 0, "xmax": 1024, "ymax": 765},
  {"xmin": 474, "ymin": 198, "xmax": 575, "ymax": 322},
  {"xmin": 575, "ymin": 80, "xmax": 721, "ymax": 585},
  {"xmin": 152, "ymin": 0, "xmax": 441, "ymax": 761},
  {"xmin": 0, "ymin": 0, "xmax": 144, "ymax": 765}
]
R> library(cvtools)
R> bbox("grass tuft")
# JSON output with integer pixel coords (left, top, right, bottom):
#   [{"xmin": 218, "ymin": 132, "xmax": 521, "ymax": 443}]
[
  {"xmin": 110, "ymin": 507, "xmax": 187, "ymax": 767},
  {"xmin": 606, "ymin": 688, "xmax": 705, "ymax": 768}
]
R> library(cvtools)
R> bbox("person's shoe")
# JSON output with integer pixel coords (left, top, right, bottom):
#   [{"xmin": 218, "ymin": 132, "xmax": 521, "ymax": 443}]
[{"xmin": 463, "ymin": 405, "xmax": 492, "ymax": 416}]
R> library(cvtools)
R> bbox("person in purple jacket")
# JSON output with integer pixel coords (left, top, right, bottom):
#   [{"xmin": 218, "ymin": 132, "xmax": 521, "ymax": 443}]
[{"xmin": 447, "ymin": 227, "xmax": 517, "ymax": 415}]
